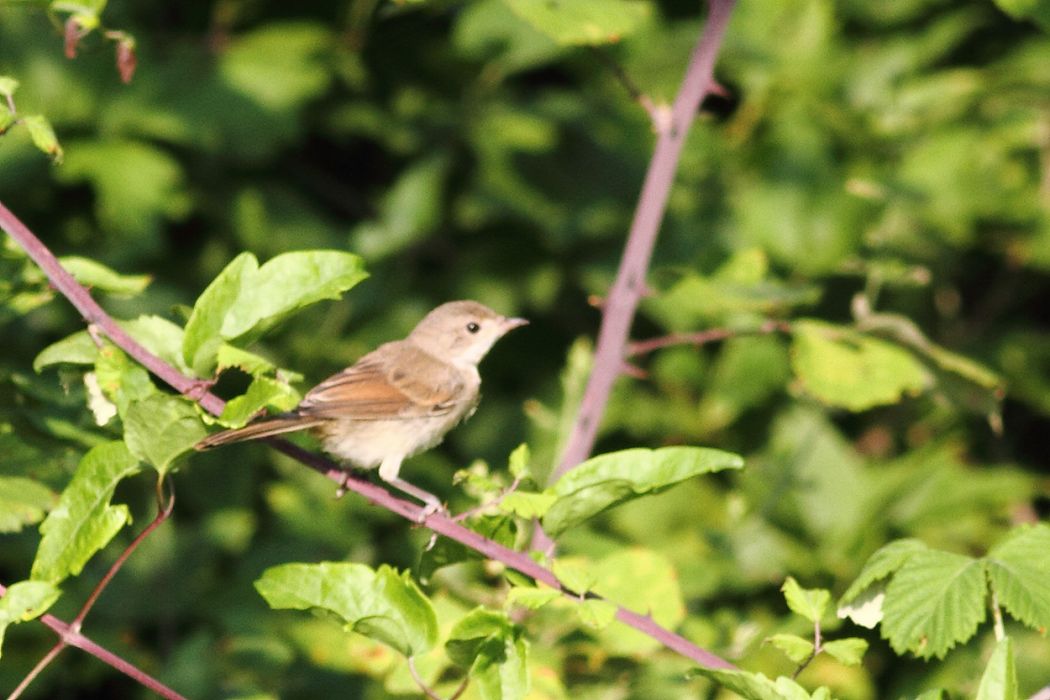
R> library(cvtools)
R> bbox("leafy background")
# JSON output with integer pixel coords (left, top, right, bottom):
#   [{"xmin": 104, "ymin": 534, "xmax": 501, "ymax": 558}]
[{"xmin": 2, "ymin": 0, "xmax": 1050, "ymax": 697}]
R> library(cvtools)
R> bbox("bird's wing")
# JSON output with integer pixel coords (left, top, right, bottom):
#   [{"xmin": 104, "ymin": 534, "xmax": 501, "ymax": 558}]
[{"xmin": 297, "ymin": 342, "xmax": 466, "ymax": 420}]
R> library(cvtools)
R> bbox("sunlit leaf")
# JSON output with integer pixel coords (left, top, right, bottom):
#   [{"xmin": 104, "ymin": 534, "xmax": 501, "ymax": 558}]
[
  {"xmin": 985, "ymin": 523, "xmax": 1050, "ymax": 632},
  {"xmin": 58, "ymin": 256, "xmax": 151, "ymax": 297},
  {"xmin": 255, "ymin": 562, "xmax": 437, "ymax": 657},
  {"xmin": 30, "ymin": 442, "xmax": 141, "ymax": 584},
  {"xmin": 504, "ymin": 0, "xmax": 651, "ymax": 46},
  {"xmin": 446, "ymin": 608, "xmax": 529, "ymax": 700},
  {"xmin": 543, "ymin": 446, "xmax": 743, "ymax": 537},
  {"xmin": 975, "ymin": 636, "xmax": 1018, "ymax": 700},
  {"xmin": 881, "ymin": 549, "xmax": 986, "ymax": 659},
  {"xmin": 0, "ymin": 477, "xmax": 56, "ymax": 533},
  {"xmin": 123, "ymin": 394, "xmax": 207, "ymax": 475},
  {"xmin": 822, "ymin": 638, "xmax": 868, "ymax": 666},
  {"xmin": 0, "ymin": 580, "xmax": 61, "ymax": 659},
  {"xmin": 766, "ymin": 633, "xmax": 814, "ymax": 664},
  {"xmin": 781, "ymin": 577, "xmax": 830, "ymax": 623}
]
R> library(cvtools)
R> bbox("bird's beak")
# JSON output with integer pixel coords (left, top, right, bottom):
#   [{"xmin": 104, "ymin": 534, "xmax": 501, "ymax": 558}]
[{"xmin": 501, "ymin": 316, "xmax": 529, "ymax": 333}]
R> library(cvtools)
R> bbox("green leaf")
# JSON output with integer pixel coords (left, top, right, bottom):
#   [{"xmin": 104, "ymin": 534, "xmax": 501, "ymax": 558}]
[
  {"xmin": 575, "ymin": 599, "xmax": 617, "ymax": 630},
  {"xmin": 791, "ymin": 320, "xmax": 930, "ymax": 410},
  {"xmin": 690, "ymin": 668, "xmax": 822, "ymax": 700},
  {"xmin": 94, "ymin": 343, "xmax": 155, "ymax": 417},
  {"xmin": 216, "ymin": 343, "xmax": 276, "ymax": 376},
  {"xmin": 993, "ymin": 0, "xmax": 1050, "ymax": 31},
  {"xmin": 551, "ymin": 558, "xmax": 597, "ymax": 594},
  {"xmin": 839, "ymin": 539, "xmax": 928, "ymax": 607},
  {"xmin": 0, "ymin": 477, "xmax": 56, "ymax": 533},
  {"xmin": 975, "ymin": 636, "xmax": 1018, "ymax": 700},
  {"xmin": 182, "ymin": 250, "xmax": 367, "ymax": 376},
  {"xmin": 984, "ymin": 523, "xmax": 1050, "ymax": 632},
  {"xmin": 22, "ymin": 114, "xmax": 63, "ymax": 163},
  {"xmin": 503, "ymin": 0, "xmax": 652, "ymax": 46},
  {"xmin": 33, "ymin": 316, "xmax": 189, "ymax": 374},
  {"xmin": 821, "ymin": 638, "xmax": 868, "ymax": 666},
  {"xmin": 34, "ymin": 332, "xmax": 100, "ymax": 372},
  {"xmin": 218, "ymin": 376, "xmax": 301, "ymax": 428},
  {"xmin": 30, "ymin": 442, "xmax": 141, "ymax": 584},
  {"xmin": 123, "ymin": 394, "xmax": 207, "ymax": 475},
  {"xmin": 542, "ymin": 446, "xmax": 743, "ymax": 537},
  {"xmin": 781, "ymin": 576, "xmax": 830, "ymax": 623},
  {"xmin": 255, "ymin": 562, "xmax": 437, "ymax": 657},
  {"xmin": 498, "ymin": 491, "xmax": 556, "ymax": 518},
  {"xmin": 507, "ymin": 443, "xmax": 532, "ymax": 480},
  {"xmin": 766, "ymin": 633, "xmax": 814, "ymax": 664},
  {"xmin": 589, "ymin": 549, "xmax": 685, "ymax": 655},
  {"xmin": 446, "ymin": 608, "xmax": 529, "ymax": 700},
  {"xmin": 0, "ymin": 580, "xmax": 61, "ymax": 659},
  {"xmin": 505, "ymin": 586, "xmax": 560, "ymax": 611},
  {"xmin": 881, "ymin": 549, "xmax": 986, "ymax": 659},
  {"xmin": 58, "ymin": 256, "xmax": 151, "ymax": 297}
]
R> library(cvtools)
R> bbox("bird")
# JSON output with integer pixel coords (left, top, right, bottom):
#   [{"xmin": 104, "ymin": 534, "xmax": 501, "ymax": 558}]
[{"xmin": 195, "ymin": 300, "xmax": 527, "ymax": 514}]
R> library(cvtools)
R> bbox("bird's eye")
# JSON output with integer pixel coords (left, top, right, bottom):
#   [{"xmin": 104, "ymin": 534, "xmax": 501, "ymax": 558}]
[{"xmin": 466, "ymin": 322, "xmax": 480, "ymax": 334}]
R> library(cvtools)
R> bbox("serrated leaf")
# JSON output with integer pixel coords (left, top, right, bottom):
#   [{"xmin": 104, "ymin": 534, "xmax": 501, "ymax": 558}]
[
  {"xmin": 791, "ymin": 320, "xmax": 930, "ymax": 410},
  {"xmin": 505, "ymin": 587, "xmax": 560, "ymax": 611},
  {"xmin": 882, "ymin": 549, "xmax": 986, "ymax": 659},
  {"xmin": 0, "ymin": 477, "xmax": 57, "ymax": 533},
  {"xmin": 183, "ymin": 251, "xmax": 367, "ymax": 376},
  {"xmin": 58, "ymin": 256, "xmax": 151, "ymax": 297},
  {"xmin": 822, "ymin": 638, "xmax": 868, "ymax": 666},
  {"xmin": 507, "ymin": 443, "xmax": 531, "ymax": 480},
  {"xmin": 766, "ymin": 633, "xmax": 814, "ymax": 664},
  {"xmin": 839, "ymin": 539, "xmax": 928, "ymax": 606},
  {"xmin": 22, "ymin": 114, "xmax": 63, "ymax": 162},
  {"xmin": 542, "ymin": 446, "xmax": 743, "ymax": 537},
  {"xmin": 0, "ymin": 580, "xmax": 61, "ymax": 659},
  {"xmin": 255, "ymin": 562, "xmax": 437, "ymax": 657},
  {"xmin": 690, "ymin": 668, "xmax": 819, "ymax": 700},
  {"xmin": 30, "ymin": 442, "xmax": 141, "ymax": 584},
  {"xmin": 446, "ymin": 608, "xmax": 529, "ymax": 700},
  {"xmin": 123, "ymin": 394, "xmax": 206, "ymax": 475},
  {"xmin": 504, "ymin": 0, "xmax": 651, "ymax": 46},
  {"xmin": 782, "ymin": 576, "xmax": 830, "ymax": 623},
  {"xmin": 218, "ymin": 376, "xmax": 301, "ymax": 428},
  {"xmin": 984, "ymin": 523, "xmax": 1050, "ymax": 632},
  {"xmin": 976, "ymin": 636, "xmax": 1018, "ymax": 700},
  {"xmin": 498, "ymin": 491, "xmax": 556, "ymax": 518}
]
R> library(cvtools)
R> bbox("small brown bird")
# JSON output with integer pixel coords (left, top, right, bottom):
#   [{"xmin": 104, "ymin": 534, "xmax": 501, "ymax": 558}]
[{"xmin": 196, "ymin": 300, "xmax": 527, "ymax": 512}]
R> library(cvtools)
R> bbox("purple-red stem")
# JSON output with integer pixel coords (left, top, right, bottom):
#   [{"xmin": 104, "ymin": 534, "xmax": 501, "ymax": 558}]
[
  {"xmin": 0, "ymin": 583, "xmax": 187, "ymax": 700},
  {"xmin": 546, "ymin": 0, "xmax": 737, "ymax": 489},
  {"xmin": 0, "ymin": 209, "xmax": 736, "ymax": 674}
]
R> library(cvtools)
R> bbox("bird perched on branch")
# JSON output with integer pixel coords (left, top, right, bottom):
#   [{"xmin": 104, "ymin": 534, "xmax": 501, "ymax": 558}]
[{"xmin": 196, "ymin": 300, "xmax": 527, "ymax": 514}]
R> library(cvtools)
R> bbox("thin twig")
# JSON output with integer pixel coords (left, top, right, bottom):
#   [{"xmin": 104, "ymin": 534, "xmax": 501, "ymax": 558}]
[
  {"xmin": 407, "ymin": 657, "xmax": 445, "ymax": 700},
  {"xmin": 6, "ymin": 478, "xmax": 177, "ymax": 699},
  {"xmin": 626, "ymin": 320, "xmax": 791, "ymax": 357},
  {"xmin": 0, "ymin": 202, "xmax": 737, "ymax": 672},
  {"xmin": 0, "ymin": 583, "xmax": 186, "ymax": 700},
  {"xmin": 7, "ymin": 641, "xmax": 65, "ymax": 700},
  {"xmin": 72, "ymin": 477, "xmax": 175, "ymax": 629},
  {"xmin": 542, "ymin": 0, "xmax": 737, "ymax": 499}
]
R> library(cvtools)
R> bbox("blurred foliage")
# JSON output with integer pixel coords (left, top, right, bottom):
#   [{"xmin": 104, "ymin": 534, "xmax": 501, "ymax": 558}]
[{"xmin": 2, "ymin": 0, "xmax": 1050, "ymax": 698}]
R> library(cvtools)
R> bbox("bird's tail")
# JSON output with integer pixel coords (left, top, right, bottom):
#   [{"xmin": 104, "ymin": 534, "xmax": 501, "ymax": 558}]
[{"xmin": 195, "ymin": 414, "xmax": 324, "ymax": 450}]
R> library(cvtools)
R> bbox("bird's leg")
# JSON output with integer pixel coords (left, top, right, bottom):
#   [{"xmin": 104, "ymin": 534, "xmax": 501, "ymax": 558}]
[{"xmin": 379, "ymin": 456, "xmax": 444, "ymax": 522}]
